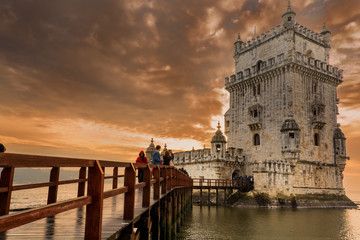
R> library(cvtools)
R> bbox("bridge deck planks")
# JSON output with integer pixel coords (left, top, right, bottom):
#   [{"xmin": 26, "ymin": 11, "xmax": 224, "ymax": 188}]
[{"xmin": 0, "ymin": 189, "xmax": 161, "ymax": 240}]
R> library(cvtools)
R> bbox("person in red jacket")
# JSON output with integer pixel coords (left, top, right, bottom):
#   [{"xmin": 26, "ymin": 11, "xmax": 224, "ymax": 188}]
[{"xmin": 136, "ymin": 150, "xmax": 148, "ymax": 182}]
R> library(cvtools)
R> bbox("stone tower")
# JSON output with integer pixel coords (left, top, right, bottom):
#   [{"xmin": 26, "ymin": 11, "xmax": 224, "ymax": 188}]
[
  {"xmin": 211, "ymin": 122, "xmax": 227, "ymax": 159},
  {"xmin": 224, "ymin": 3, "xmax": 349, "ymax": 197}
]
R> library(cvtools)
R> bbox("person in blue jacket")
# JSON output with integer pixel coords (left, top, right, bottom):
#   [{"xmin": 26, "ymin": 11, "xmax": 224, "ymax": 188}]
[{"xmin": 152, "ymin": 145, "xmax": 162, "ymax": 165}]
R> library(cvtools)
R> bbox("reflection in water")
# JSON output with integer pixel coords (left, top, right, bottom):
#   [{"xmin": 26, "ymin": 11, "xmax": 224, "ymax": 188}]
[
  {"xmin": 46, "ymin": 216, "xmax": 55, "ymax": 237},
  {"xmin": 77, "ymin": 206, "xmax": 84, "ymax": 226},
  {"xmin": 177, "ymin": 206, "xmax": 360, "ymax": 240}
]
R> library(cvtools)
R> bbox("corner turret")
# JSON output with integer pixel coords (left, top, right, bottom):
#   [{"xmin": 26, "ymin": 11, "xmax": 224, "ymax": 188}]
[
  {"xmin": 320, "ymin": 22, "xmax": 331, "ymax": 46},
  {"xmin": 211, "ymin": 122, "xmax": 227, "ymax": 159},
  {"xmin": 234, "ymin": 34, "xmax": 244, "ymax": 56},
  {"xmin": 282, "ymin": 0, "xmax": 296, "ymax": 29}
]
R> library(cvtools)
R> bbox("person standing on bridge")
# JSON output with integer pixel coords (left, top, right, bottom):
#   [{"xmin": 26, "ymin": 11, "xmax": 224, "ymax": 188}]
[
  {"xmin": 163, "ymin": 150, "xmax": 172, "ymax": 166},
  {"xmin": 0, "ymin": 143, "xmax": 6, "ymax": 153},
  {"xmin": 136, "ymin": 150, "xmax": 148, "ymax": 182},
  {"xmin": 152, "ymin": 145, "xmax": 162, "ymax": 165}
]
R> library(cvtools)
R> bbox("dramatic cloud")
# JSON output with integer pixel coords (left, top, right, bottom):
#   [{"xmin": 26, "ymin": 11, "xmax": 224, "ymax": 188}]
[{"xmin": 0, "ymin": 0, "xmax": 359, "ymax": 196}]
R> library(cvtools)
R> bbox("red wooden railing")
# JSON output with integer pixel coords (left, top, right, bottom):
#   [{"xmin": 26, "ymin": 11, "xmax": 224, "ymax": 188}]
[{"xmin": 0, "ymin": 153, "xmax": 192, "ymax": 239}]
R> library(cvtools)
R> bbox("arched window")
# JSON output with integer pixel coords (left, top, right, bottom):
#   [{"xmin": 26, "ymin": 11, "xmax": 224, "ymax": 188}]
[
  {"xmin": 216, "ymin": 144, "xmax": 221, "ymax": 152},
  {"xmin": 314, "ymin": 133, "xmax": 320, "ymax": 146},
  {"xmin": 312, "ymin": 82, "xmax": 318, "ymax": 93},
  {"xmin": 254, "ymin": 134, "xmax": 260, "ymax": 146}
]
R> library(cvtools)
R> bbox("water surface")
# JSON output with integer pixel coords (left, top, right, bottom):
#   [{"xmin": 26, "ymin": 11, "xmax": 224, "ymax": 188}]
[{"xmin": 177, "ymin": 205, "xmax": 360, "ymax": 240}]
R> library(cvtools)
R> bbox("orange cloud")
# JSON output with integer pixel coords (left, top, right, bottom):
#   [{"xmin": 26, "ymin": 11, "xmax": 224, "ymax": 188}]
[{"xmin": 0, "ymin": 0, "xmax": 359, "ymax": 198}]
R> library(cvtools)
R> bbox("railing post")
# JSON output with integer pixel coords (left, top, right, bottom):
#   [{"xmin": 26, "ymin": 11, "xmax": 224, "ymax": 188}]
[
  {"xmin": 153, "ymin": 166, "xmax": 160, "ymax": 200},
  {"xmin": 47, "ymin": 167, "xmax": 60, "ymax": 204},
  {"xmin": 85, "ymin": 160, "xmax": 104, "ymax": 240},
  {"xmin": 77, "ymin": 167, "xmax": 86, "ymax": 197},
  {"xmin": 172, "ymin": 191, "xmax": 177, "ymax": 238},
  {"xmin": 113, "ymin": 167, "xmax": 118, "ymax": 189},
  {"xmin": 200, "ymin": 178, "xmax": 203, "ymax": 205},
  {"xmin": 160, "ymin": 197, "xmax": 167, "ymax": 239},
  {"xmin": 124, "ymin": 163, "xmax": 136, "ymax": 220},
  {"xmin": 161, "ymin": 167, "xmax": 167, "ymax": 194},
  {"xmin": 167, "ymin": 168, "xmax": 172, "ymax": 191},
  {"xmin": 208, "ymin": 179, "xmax": 211, "ymax": 205},
  {"xmin": 0, "ymin": 167, "xmax": 14, "ymax": 216},
  {"xmin": 142, "ymin": 165, "xmax": 151, "ymax": 208}
]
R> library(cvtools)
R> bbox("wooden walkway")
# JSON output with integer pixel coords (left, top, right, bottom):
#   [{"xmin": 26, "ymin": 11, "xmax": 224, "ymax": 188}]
[
  {"xmin": 0, "ymin": 153, "xmax": 193, "ymax": 240},
  {"xmin": 1, "ymin": 191, "xmax": 163, "ymax": 240}
]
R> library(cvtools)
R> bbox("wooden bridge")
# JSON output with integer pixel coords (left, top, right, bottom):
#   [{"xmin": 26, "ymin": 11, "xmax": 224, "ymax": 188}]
[
  {"xmin": 0, "ymin": 153, "xmax": 192, "ymax": 240},
  {"xmin": 192, "ymin": 178, "xmax": 254, "ymax": 205}
]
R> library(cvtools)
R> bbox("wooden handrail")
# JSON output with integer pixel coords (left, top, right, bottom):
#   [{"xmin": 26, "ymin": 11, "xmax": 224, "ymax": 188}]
[
  {"xmin": 0, "ymin": 153, "xmax": 95, "ymax": 167},
  {"xmin": 103, "ymin": 186, "xmax": 129, "ymax": 199},
  {"xmin": 11, "ymin": 178, "xmax": 88, "ymax": 191},
  {"xmin": 0, "ymin": 196, "xmax": 92, "ymax": 232},
  {"xmin": 0, "ymin": 153, "xmax": 193, "ymax": 239}
]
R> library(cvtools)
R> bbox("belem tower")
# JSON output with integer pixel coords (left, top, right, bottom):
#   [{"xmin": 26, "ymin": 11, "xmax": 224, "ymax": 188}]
[{"xmin": 146, "ymin": 3, "xmax": 355, "ymax": 205}]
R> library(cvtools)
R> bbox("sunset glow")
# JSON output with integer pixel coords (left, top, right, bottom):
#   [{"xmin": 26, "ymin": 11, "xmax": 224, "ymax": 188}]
[{"xmin": 0, "ymin": 0, "xmax": 359, "ymax": 200}]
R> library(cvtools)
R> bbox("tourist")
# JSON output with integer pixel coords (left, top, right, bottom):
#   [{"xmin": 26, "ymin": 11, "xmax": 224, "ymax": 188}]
[
  {"xmin": 169, "ymin": 149, "xmax": 174, "ymax": 161},
  {"xmin": 136, "ymin": 150, "xmax": 148, "ymax": 183},
  {"xmin": 0, "ymin": 143, "xmax": 6, "ymax": 153},
  {"xmin": 152, "ymin": 145, "xmax": 162, "ymax": 165},
  {"xmin": 163, "ymin": 150, "xmax": 172, "ymax": 166}
]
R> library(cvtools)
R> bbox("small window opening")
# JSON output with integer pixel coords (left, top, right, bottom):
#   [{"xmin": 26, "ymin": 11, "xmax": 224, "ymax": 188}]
[
  {"xmin": 289, "ymin": 132, "xmax": 295, "ymax": 138},
  {"xmin": 314, "ymin": 133, "xmax": 320, "ymax": 146},
  {"xmin": 257, "ymin": 84, "xmax": 260, "ymax": 95},
  {"xmin": 256, "ymin": 61, "xmax": 262, "ymax": 72},
  {"xmin": 288, "ymin": 17, "xmax": 292, "ymax": 21},
  {"xmin": 254, "ymin": 134, "xmax": 260, "ymax": 146},
  {"xmin": 312, "ymin": 83, "xmax": 318, "ymax": 93},
  {"xmin": 253, "ymin": 86, "xmax": 257, "ymax": 96},
  {"xmin": 216, "ymin": 144, "xmax": 221, "ymax": 152}
]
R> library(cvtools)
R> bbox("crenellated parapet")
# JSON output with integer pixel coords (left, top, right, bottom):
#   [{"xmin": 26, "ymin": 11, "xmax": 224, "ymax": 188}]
[
  {"xmin": 173, "ymin": 146, "xmax": 244, "ymax": 165},
  {"xmin": 234, "ymin": 25, "xmax": 286, "ymax": 57},
  {"xmin": 173, "ymin": 148, "xmax": 212, "ymax": 164},
  {"xmin": 233, "ymin": 22, "xmax": 329, "ymax": 59},
  {"xmin": 225, "ymin": 54, "xmax": 343, "ymax": 91}
]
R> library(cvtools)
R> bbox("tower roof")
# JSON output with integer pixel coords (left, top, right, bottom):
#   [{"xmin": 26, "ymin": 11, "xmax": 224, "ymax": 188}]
[
  {"xmin": 281, "ymin": 119, "xmax": 300, "ymax": 132},
  {"xmin": 282, "ymin": 0, "xmax": 296, "ymax": 17},
  {"xmin": 211, "ymin": 122, "xmax": 227, "ymax": 143},
  {"xmin": 320, "ymin": 22, "xmax": 331, "ymax": 35},
  {"xmin": 334, "ymin": 127, "xmax": 345, "ymax": 139}
]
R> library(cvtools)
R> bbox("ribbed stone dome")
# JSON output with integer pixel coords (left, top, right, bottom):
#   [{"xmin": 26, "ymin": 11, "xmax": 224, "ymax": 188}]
[
  {"xmin": 334, "ymin": 127, "xmax": 345, "ymax": 139},
  {"xmin": 146, "ymin": 138, "xmax": 155, "ymax": 152},
  {"xmin": 211, "ymin": 122, "xmax": 227, "ymax": 143},
  {"xmin": 281, "ymin": 119, "xmax": 300, "ymax": 132}
]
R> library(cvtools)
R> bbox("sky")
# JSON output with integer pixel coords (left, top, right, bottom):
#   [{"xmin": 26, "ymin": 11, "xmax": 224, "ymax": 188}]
[{"xmin": 0, "ymin": 0, "xmax": 359, "ymax": 200}]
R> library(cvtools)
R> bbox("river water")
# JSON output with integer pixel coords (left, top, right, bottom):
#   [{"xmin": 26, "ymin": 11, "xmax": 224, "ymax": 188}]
[
  {"xmin": 6, "ymin": 169, "xmax": 360, "ymax": 239},
  {"xmin": 177, "ymin": 205, "xmax": 360, "ymax": 240}
]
